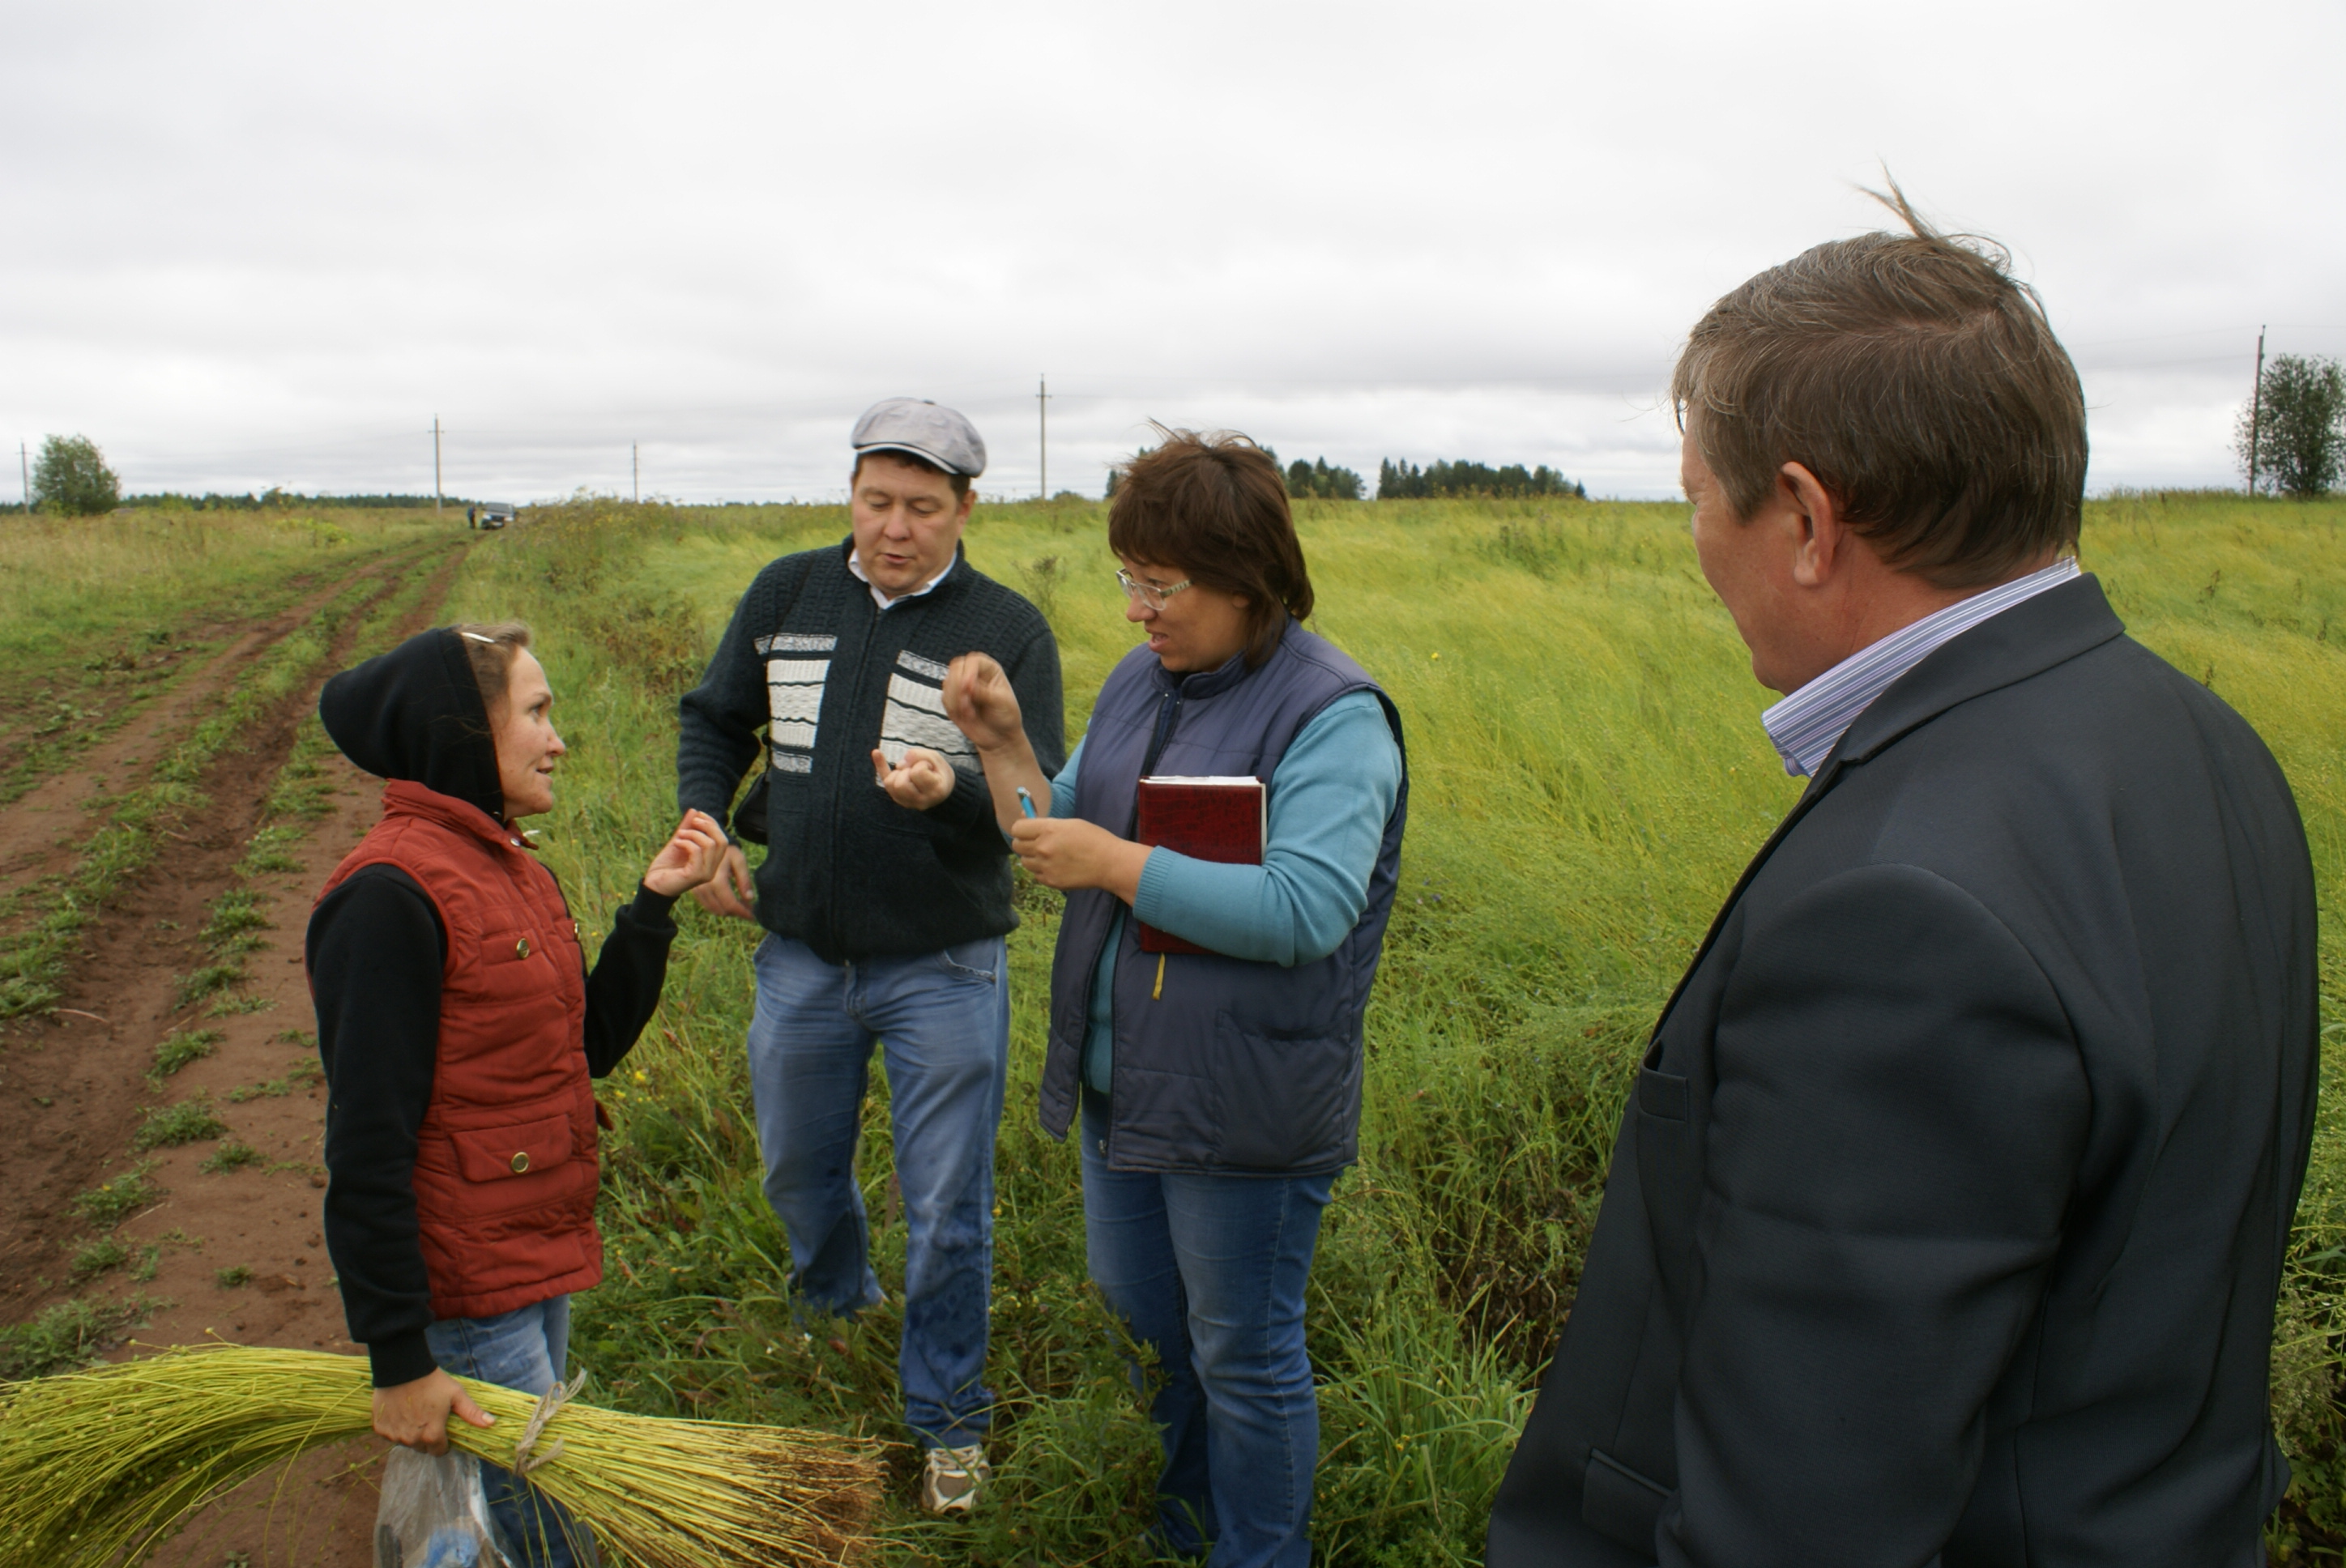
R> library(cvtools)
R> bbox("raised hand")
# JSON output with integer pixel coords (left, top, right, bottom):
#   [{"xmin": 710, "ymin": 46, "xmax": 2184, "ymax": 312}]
[
  {"xmin": 643, "ymin": 808, "xmax": 732, "ymax": 898},
  {"xmin": 691, "ymin": 842, "xmax": 757, "ymax": 918},
  {"xmin": 873, "ymin": 746, "xmax": 958, "ymax": 811},
  {"xmin": 942, "ymin": 653, "xmax": 1025, "ymax": 754},
  {"xmin": 1009, "ymin": 815, "xmax": 1150, "ymax": 901}
]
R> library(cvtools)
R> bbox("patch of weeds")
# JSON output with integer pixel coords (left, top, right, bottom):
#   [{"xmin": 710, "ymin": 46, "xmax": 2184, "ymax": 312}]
[
  {"xmin": 72, "ymin": 1163, "xmax": 160, "ymax": 1228},
  {"xmin": 69, "ymin": 1237, "xmax": 127, "ymax": 1279},
  {"xmin": 203, "ymin": 1140, "xmax": 260, "ymax": 1174},
  {"xmin": 151, "ymin": 1026, "xmax": 224, "ymax": 1080},
  {"xmin": 0, "ymin": 1295, "xmax": 156, "ymax": 1379},
  {"xmin": 238, "ymin": 825, "xmax": 304, "ymax": 875},
  {"xmin": 176, "ymin": 963, "xmax": 245, "ymax": 1007},
  {"xmin": 199, "ymin": 887, "xmax": 270, "ymax": 945},
  {"xmin": 215, "ymin": 1263, "xmax": 253, "ymax": 1287},
  {"xmin": 206, "ymin": 992, "xmax": 276, "ymax": 1016},
  {"xmin": 226, "ymin": 1060, "xmax": 323, "ymax": 1102},
  {"xmin": 271, "ymin": 1028, "xmax": 316, "ymax": 1047},
  {"xmin": 132, "ymin": 1095, "xmax": 228, "ymax": 1150},
  {"xmin": 156, "ymin": 1226, "xmax": 205, "ymax": 1250},
  {"xmin": 130, "ymin": 1244, "xmax": 161, "ymax": 1281},
  {"xmin": 263, "ymin": 754, "xmax": 335, "ymax": 819}
]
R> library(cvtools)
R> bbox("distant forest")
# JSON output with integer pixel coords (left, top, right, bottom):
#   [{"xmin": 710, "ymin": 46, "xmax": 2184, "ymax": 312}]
[
  {"xmin": 123, "ymin": 490, "xmax": 470, "ymax": 510},
  {"xmin": 1377, "ymin": 459, "xmax": 1586, "ymax": 500}
]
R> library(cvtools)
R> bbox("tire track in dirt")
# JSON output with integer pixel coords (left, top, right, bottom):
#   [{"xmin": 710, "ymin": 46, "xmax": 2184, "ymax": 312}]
[
  {"xmin": 0, "ymin": 541, "xmax": 470, "ymax": 1566},
  {"xmin": 0, "ymin": 578, "xmax": 374, "ymax": 919},
  {"xmin": 0, "ymin": 542, "xmax": 462, "ymax": 1304}
]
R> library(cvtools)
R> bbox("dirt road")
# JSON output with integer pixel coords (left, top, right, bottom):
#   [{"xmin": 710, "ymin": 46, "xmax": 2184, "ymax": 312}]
[{"xmin": 0, "ymin": 540, "xmax": 466, "ymax": 1566}]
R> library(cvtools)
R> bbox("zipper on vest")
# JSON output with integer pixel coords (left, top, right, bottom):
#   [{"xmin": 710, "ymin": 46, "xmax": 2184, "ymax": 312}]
[
  {"xmin": 1140, "ymin": 688, "xmax": 1183, "ymax": 779},
  {"xmin": 1098, "ymin": 684, "xmax": 1184, "ymax": 1147},
  {"xmin": 827, "ymin": 595, "xmax": 881, "ymax": 959}
]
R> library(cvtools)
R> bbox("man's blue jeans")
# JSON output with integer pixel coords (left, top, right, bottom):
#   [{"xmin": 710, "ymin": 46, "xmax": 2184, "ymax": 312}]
[
  {"xmin": 746, "ymin": 931, "xmax": 1009, "ymax": 1449},
  {"xmin": 1080, "ymin": 1095, "xmax": 1336, "ymax": 1568},
  {"xmin": 424, "ymin": 1295, "xmax": 593, "ymax": 1568}
]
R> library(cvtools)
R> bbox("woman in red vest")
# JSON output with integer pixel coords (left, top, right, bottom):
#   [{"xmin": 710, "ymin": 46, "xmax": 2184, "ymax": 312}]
[{"xmin": 309, "ymin": 622, "xmax": 726, "ymax": 1566}]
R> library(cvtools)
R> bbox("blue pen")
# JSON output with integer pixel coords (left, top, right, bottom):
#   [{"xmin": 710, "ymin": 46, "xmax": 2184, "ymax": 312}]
[{"xmin": 1016, "ymin": 786, "xmax": 1037, "ymax": 819}]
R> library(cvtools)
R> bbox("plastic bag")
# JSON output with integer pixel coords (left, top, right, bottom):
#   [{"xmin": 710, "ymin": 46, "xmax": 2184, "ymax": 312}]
[{"xmin": 373, "ymin": 1447, "xmax": 515, "ymax": 1568}]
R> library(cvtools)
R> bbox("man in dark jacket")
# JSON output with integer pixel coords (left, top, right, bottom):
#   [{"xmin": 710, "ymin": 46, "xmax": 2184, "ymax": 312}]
[
  {"xmin": 676, "ymin": 398, "xmax": 1062, "ymax": 1514},
  {"xmin": 1487, "ymin": 194, "xmax": 2318, "ymax": 1566}
]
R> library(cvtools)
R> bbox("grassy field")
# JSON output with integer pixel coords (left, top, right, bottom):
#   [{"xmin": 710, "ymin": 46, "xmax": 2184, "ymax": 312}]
[
  {"xmin": 437, "ymin": 490, "xmax": 2344, "ymax": 1565},
  {"xmin": 0, "ymin": 507, "xmax": 449, "ymax": 803}
]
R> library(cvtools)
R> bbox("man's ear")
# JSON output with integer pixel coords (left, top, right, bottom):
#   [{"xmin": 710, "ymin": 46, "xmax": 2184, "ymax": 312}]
[{"xmin": 1781, "ymin": 462, "xmax": 1845, "ymax": 588}]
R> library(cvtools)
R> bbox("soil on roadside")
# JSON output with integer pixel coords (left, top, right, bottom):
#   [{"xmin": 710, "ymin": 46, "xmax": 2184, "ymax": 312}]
[{"xmin": 0, "ymin": 540, "xmax": 467, "ymax": 1566}]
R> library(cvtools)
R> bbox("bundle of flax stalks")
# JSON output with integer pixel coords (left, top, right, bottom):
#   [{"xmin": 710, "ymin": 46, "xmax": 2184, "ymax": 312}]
[{"xmin": 0, "ymin": 1344, "xmax": 882, "ymax": 1567}]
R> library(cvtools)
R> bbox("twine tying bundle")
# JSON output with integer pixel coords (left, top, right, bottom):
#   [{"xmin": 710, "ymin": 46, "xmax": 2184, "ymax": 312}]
[{"xmin": 512, "ymin": 1366, "xmax": 589, "ymax": 1478}]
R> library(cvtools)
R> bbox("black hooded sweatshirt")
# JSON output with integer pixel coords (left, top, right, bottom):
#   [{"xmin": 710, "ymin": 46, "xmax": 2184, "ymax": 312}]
[{"xmin": 308, "ymin": 627, "xmax": 677, "ymax": 1387}]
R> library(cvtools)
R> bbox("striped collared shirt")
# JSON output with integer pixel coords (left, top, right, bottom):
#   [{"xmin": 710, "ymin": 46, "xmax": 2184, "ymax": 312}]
[{"xmin": 1761, "ymin": 557, "xmax": 2081, "ymax": 778}]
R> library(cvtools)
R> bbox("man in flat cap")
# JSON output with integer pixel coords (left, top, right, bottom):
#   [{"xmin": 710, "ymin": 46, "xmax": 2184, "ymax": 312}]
[{"xmin": 677, "ymin": 398, "xmax": 1063, "ymax": 1512}]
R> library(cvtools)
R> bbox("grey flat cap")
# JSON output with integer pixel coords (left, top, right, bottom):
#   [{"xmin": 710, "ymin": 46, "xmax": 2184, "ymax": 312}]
[{"xmin": 851, "ymin": 398, "xmax": 987, "ymax": 477}]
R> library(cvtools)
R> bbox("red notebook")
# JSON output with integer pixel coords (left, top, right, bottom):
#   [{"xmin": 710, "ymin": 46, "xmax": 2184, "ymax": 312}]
[{"xmin": 1136, "ymin": 775, "xmax": 1265, "ymax": 955}]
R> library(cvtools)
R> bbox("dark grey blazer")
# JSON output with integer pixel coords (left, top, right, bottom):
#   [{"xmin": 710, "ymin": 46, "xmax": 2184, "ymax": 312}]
[{"xmin": 1488, "ymin": 576, "xmax": 2318, "ymax": 1568}]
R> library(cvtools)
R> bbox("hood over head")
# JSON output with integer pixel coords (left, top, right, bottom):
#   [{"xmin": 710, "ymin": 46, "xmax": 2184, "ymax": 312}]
[{"xmin": 318, "ymin": 626, "xmax": 505, "ymax": 825}]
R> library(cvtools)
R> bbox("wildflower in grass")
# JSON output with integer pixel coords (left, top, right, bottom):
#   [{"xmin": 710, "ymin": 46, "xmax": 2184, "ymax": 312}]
[{"xmin": 71, "ymin": 1165, "xmax": 160, "ymax": 1229}]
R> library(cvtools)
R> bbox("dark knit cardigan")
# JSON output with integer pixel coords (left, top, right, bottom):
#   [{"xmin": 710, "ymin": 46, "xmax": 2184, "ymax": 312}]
[{"xmin": 676, "ymin": 538, "xmax": 1064, "ymax": 962}]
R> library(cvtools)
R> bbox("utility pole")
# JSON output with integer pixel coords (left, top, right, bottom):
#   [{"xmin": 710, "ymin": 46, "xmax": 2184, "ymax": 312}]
[
  {"xmin": 1037, "ymin": 374, "xmax": 1051, "ymax": 499},
  {"xmin": 633, "ymin": 443, "xmax": 640, "ymax": 504},
  {"xmin": 432, "ymin": 415, "xmax": 444, "ymax": 513},
  {"xmin": 19, "ymin": 441, "xmax": 28, "ymax": 513},
  {"xmin": 2247, "ymin": 327, "xmax": 2267, "ymax": 498}
]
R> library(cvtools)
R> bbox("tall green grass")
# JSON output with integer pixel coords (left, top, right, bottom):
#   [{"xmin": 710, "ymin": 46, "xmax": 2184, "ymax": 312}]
[{"xmin": 440, "ymin": 491, "xmax": 2346, "ymax": 1564}]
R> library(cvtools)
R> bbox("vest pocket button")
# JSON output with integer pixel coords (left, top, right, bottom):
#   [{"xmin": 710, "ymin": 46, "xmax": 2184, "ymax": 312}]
[
  {"xmin": 510, "ymin": 1151, "xmax": 531, "ymax": 1174},
  {"xmin": 516, "ymin": 937, "xmax": 531, "ymax": 960}
]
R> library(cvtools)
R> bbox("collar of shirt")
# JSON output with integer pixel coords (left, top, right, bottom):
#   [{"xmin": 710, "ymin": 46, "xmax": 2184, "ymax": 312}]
[
  {"xmin": 1760, "ymin": 557, "xmax": 2082, "ymax": 778},
  {"xmin": 847, "ymin": 548, "xmax": 956, "ymax": 611}
]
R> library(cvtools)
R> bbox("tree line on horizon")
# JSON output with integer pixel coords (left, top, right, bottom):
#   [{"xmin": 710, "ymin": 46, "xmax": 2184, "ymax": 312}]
[
  {"xmin": 5, "ymin": 433, "xmax": 476, "ymax": 517},
  {"xmin": 1104, "ymin": 446, "xmax": 1586, "ymax": 504},
  {"xmin": 1376, "ymin": 458, "xmax": 1587, "ymax": 501}
]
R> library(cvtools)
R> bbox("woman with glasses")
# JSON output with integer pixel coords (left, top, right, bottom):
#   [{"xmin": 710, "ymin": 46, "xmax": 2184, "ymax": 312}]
[{"xmin": 928, "ymin": 428, "xmax": 1406, "ymax": 1568}]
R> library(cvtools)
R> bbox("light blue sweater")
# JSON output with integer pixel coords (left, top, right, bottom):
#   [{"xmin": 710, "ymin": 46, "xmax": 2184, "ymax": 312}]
[{"xmin": 1048, "ymin": 689, "xmax": 1403, "ymax": 1093}]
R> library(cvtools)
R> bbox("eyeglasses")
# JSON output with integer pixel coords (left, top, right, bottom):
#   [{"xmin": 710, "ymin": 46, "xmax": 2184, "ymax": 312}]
[{"xmin": 1115, "ymin": 568, "xmax": 1193, "ymax": 611}]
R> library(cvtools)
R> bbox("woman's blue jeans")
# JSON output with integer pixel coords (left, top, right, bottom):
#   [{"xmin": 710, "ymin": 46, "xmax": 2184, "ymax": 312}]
[
  {"xmin": 424, "ymin": 1295, "xmax": 593, "ymax": 1568},
  {"xmin": 745, "ymin": 932, "xmax": 1010, "ymax": 1449},
  {"xmin": 1080, "ymin": 1094, "xmax": 1335, "ymax": 1568}
]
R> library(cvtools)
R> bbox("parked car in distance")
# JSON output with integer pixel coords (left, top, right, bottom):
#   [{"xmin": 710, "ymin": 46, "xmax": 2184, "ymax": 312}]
[{"xmin": 468, "ymin": 502, "xmax": 516, "ymax": 530}]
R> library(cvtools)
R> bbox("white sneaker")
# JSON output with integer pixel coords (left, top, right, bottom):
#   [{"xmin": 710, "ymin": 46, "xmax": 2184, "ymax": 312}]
[{"xmin": 919, "ymin": 1442, "xmax": 992, "ymax": 1515}]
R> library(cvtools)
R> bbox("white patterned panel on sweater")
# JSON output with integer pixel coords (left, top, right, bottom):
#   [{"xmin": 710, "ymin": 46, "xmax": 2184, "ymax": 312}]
[{"xmin": 879, "ymin": 664, "xmax": 978, "ymax": 770}]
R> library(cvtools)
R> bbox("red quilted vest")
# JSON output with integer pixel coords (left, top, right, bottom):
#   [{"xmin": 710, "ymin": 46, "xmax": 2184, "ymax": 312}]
[{"xmin": 316, "ymin": 779, "xmax": 602, "ymax": 1320}]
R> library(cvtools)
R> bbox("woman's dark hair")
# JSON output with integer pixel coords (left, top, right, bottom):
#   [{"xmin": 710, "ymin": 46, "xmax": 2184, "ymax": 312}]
[
  {"xmin": 452, "ymin": 621, "xmax": 532, "ymax": 713},
  {"xmin": 1107, "ymin": 428, "xmax": 1313, "ymax": 667},
  {"xmin": 1671, "ymin": 181, "xmax": 2085, "ymax": 588}
]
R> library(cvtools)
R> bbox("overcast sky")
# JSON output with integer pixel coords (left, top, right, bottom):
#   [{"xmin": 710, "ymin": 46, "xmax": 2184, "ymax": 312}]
[{"xmin": 5, "ymin": 1, "xmax": 2341, "ymax": 504}]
